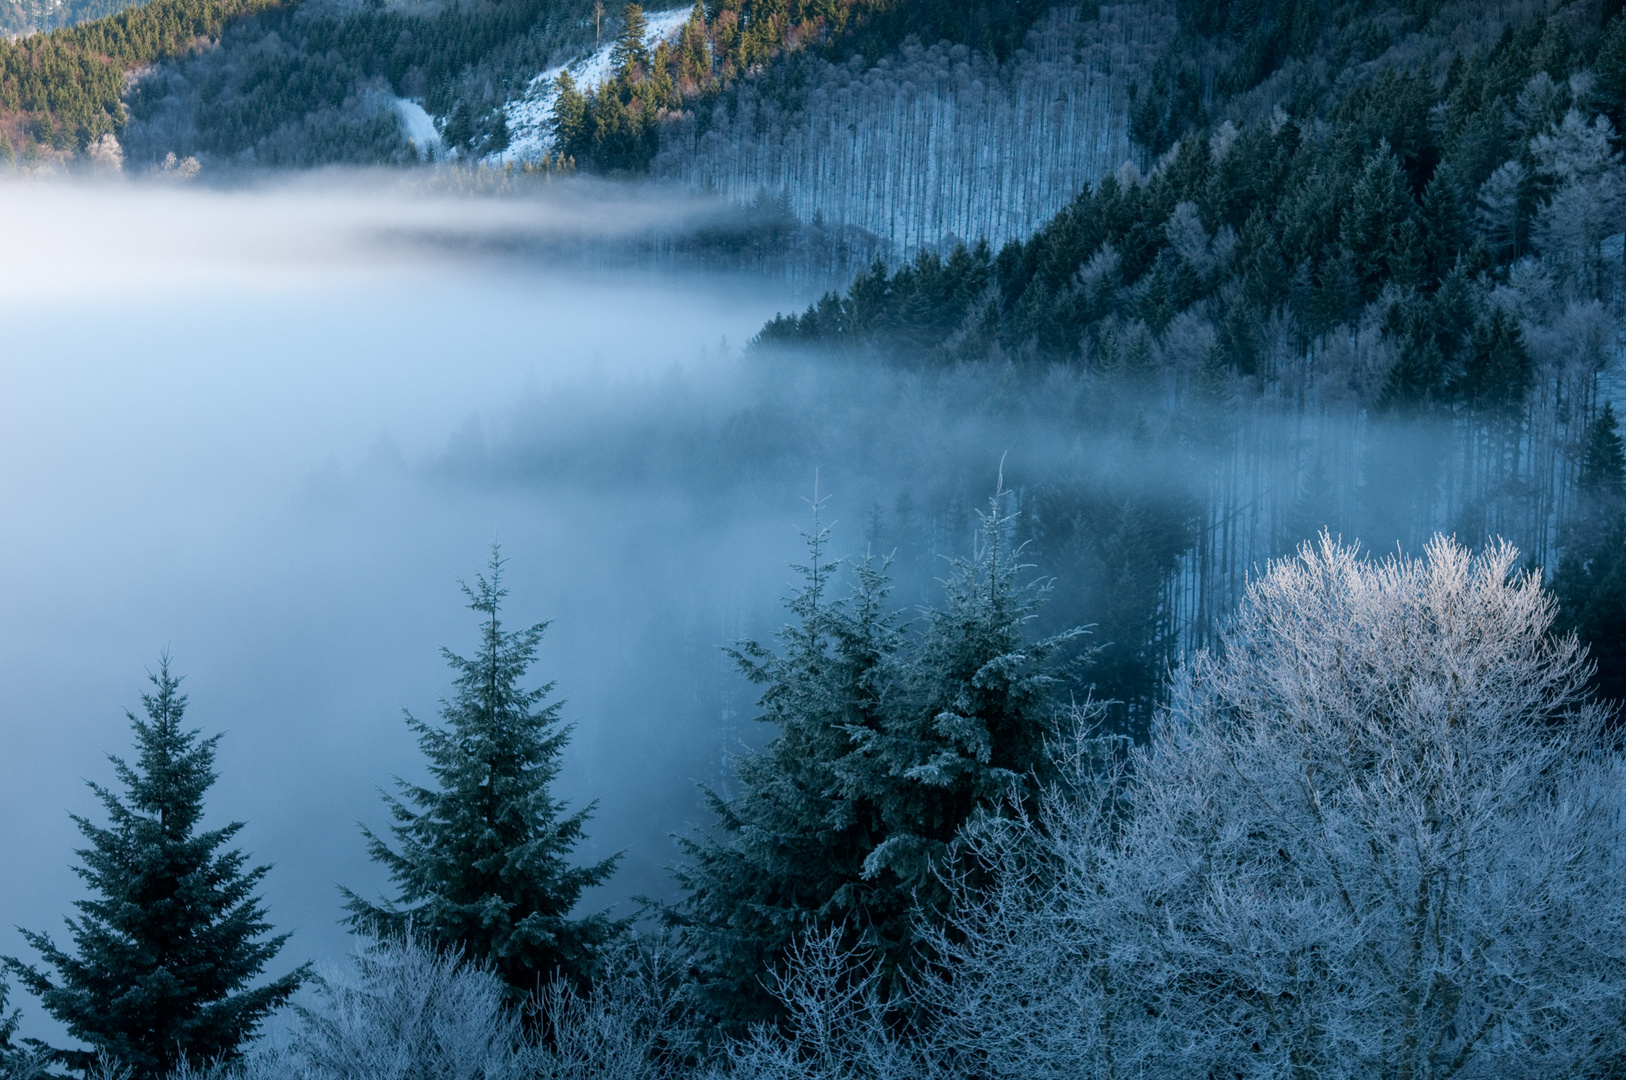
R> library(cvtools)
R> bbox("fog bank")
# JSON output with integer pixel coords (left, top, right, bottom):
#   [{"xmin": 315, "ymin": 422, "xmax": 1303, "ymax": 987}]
[{"xmin": 0, "ymin": 177, "xmax": 815, "ymax": 1044}]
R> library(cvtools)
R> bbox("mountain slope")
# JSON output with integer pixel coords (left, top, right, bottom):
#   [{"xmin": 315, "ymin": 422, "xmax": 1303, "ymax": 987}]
[
  {"xmin": 754, "ymin": 0, "xmax": 1626, "ymax": 665},
  {"xmin": 0, "ymin": 0, "xmax": 282, "ymax": 155}
]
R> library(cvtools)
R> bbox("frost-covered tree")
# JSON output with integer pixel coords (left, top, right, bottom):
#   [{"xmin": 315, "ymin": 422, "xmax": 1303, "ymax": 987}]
[
  {"xmin": 3, "ymin": 661, "xmax": 307, "ymax": 1079},
  {"xmin": 344, "ymin": 549, "xmax": 620, "ymax": 998},
  {"xmin": 272, "ymin": 937, "xmax": 529, "ymax": 1080},
  {"xmin": 935, "ymin": 535, "xmax": 1626, "ymax": 1080}
]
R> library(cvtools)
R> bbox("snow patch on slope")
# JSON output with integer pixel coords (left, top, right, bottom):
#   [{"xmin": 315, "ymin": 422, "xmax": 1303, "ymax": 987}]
[
  {"xmin": 392, "ymin": 97, "xmax": 445, "ymax": 158},
  {"xmin": 494, "ymin": 6, "xmax": 691, "ymax": 165}
]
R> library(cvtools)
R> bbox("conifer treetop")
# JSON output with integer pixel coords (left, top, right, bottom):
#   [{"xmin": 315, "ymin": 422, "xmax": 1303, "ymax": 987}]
[
  {"xmin": 3, "ymin": 658, "xmax": 307, "ymax": 1079},
  {"xmin": 343, "ymin": 547, "xmax": 622, "ymax": 997}
]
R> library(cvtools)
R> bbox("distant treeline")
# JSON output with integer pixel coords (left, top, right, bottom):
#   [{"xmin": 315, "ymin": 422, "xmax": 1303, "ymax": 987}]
[
  {"xmin": 553, "ymin": 0, "xmax": 1065, "ymax": 173},
  {"xmin": 0, "ymin": 0, "xmax": 283, "ymax": 150}
]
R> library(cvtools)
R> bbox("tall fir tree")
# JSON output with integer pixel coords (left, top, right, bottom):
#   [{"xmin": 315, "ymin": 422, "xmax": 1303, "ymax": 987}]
[
  {"xmin": 862, "ymin": 487, "xmax": 1083, "ymax": 909},
  {"xmin": 666, "ymin": 503, "xmax": 908, "ymax": 1030},
  {"xmin": 671, "ymin": 489, "xmax": 1080, "ymax": 1029},
  {"xmin": 551, "ymin": 71, "xmax": 589, "ymax": 163},
  {"xmin": 3, "ymin": 661, "xmax": 307, "ymax": 1079},
  {"xmin": 610, "ymin": 3, "xmax": 650, "ymax": 77},
  {"xmin": 343, "ymin": 548, "xmax": 621, "ymax": 998}
]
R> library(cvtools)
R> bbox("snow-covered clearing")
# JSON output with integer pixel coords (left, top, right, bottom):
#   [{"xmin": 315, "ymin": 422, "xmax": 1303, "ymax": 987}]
[
  {"xmin": 392, "ymin": 98, "xmax": 444, "ymax": 159},
  {"xmin": 494, "ymin": 6, "xmax": 692, "ymax": 165}
]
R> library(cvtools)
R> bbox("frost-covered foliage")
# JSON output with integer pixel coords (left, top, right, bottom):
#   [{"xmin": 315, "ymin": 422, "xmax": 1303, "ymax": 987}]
[
  {"xmin": 655, "ymin": 4, "xmax": 1173, "ymax": 249},
  {"xmin": 717, "ymin": 931, "xmax": 925, "ymax": 1080},
  {"xmin": 933, "ymin": 535, "xmax": 1626, "ymax": 1079},
  {"xmin": 266, "ymin": 937, "xmax": 526, "ymax": 1080},
  {"xmin": 220, "ymin": 937, "xmax": 686, "ymax": 1080},
  {"xmin": 187, "ymin": 937, "xmax": 692, "ymax": 1080},
  {"xmin": 527, "ymin": 943, "xmax": 698, "ymax": 1080}
]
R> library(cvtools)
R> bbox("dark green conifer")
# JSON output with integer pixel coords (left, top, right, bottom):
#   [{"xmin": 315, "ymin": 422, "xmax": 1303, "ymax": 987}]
[
  {"xmin": 551, "ymin": 71, "xmax": 590, "ymax": 163},
  {"xmin": 1341, "ymin": 141, "xmax": 1413, "ymax": 299},
  {"xmin": 671, "ymin": 490, "xmax": 1079, "ymax": 1030},
  {"xmin": 343, "ymin": 548, "xmax": 620, "ymax": 998},
  {"xmin": 610, "ymin": 3, "xmax": 650, "ymax": 77},
  {"xmin": 4, "ymin": 661, "xmax": 307, "ymax": 1079},
  {"xmin": 1455, "ymin": 307, "xmax": 1531, "ymax": 417},
  {"xmin": 667, "ymin": 504, "xmax": 907, "ymax": 1029},
  {"xmin": 865, "ymin": 488, "xmax": 1082, "ymax": 907}
]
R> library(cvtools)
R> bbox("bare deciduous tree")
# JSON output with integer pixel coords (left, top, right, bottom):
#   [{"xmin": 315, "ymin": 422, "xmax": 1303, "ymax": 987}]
[{"xmin": 936, "ymin": 535, "xmax": 1626, "ymax": 1080}]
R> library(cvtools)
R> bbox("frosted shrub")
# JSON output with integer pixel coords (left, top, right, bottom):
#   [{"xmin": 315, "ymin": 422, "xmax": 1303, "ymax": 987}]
[
  {"xmin": 529, "ymin": 943, "xmax": 698, "ymax": 1080},
  {"xmin": 720, "ymin": 931, "xmax": 926, "ymax": 1080},
  {"xmin": 247, "ymin": 936, "xmax": 528, "ymax": 1080},
  {"xmin": 936, "ymin": 535, "xmax": 1626, "ymax": 1080},
  {"xmin": 179, "ymin": 937, "xmax": 701, "ymax": 1080}
]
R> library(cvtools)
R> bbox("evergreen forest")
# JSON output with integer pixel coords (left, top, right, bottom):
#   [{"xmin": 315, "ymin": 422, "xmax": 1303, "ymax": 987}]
[{"xmin": 4, "ymin": 0, "xmax": 1626, "ymax": 1077}]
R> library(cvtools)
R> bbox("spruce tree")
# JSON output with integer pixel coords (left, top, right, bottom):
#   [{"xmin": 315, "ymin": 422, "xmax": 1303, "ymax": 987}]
[
  {"xmin": 667, "ymin": 505, "xmax": 908, "ymax": 1029},
  {"xmin": 343, "ymin": 548, "xmax": 620, "ymax": 998},
  {"xmin": 610, "ymin": 4, "xmax": 650, "ymax": 77},
  {"xmin": 3, "ymin": 661, "xmax": 307, "ymax": 1079},
  {"xmin": 551, "ymin": 72, "xmax": 589, "ymax": 163},
  {"xmin": 864, "ymin": 488, "xmax": 1083, "ymax": 909},
  {"xmin": 671, "ymin": 490, "xmax": 1080, "ymax": 1029}
]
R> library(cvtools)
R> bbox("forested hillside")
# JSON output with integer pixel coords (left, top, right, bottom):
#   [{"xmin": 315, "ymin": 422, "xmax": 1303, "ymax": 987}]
[
  {"xmin": 0, "ymin": 0, "xmax": 148, "ymax": 40},
  {"xmin": 120, "ymin": 0, "xmax": 597, "ymax": 166},
  {"xmin": 0, "ymin": 0, "xmax": 281, "ymax": 156},
  {"xmin": 650, "ymin": 3, "xmax": 1169, "ymax": 248},
  {"xmin": 756, "ymin": 0, "xmax": 1626, "ymax": 708},
  {"xmin": 4, "ymin": 0, "xmax": 1626, "ymax": 1076}
]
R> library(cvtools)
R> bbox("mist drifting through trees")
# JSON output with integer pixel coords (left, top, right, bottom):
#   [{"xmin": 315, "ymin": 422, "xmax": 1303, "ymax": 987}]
[{"xmin": 5, "ymin": 0, "xmax": 1626, "ymax": 1073}]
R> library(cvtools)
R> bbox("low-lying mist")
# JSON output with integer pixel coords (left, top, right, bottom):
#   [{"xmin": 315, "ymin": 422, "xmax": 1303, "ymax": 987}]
[
  {"xmin": 0, "ymin": 175, "xmax": 831, "ymax": 1043},
  {"xmin": 0, "ymin": 173, "xmax": 1471, "ymax": 1048}
]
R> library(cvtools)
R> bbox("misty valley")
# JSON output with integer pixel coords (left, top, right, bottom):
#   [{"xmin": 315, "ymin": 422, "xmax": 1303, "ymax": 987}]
[{"xmin": 5, "ymin": 0, "xmax": 1626, "ymax": 1077}]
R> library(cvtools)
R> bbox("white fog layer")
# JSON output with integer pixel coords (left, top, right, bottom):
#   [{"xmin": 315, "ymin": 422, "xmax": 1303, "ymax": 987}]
[{"xmin": 0, "ymin": 178, "xmax": 812, "ymax": 1041}]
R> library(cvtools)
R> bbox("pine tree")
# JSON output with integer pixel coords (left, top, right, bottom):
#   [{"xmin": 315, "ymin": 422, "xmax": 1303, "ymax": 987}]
[
  {"xmin": 1455, "ymin": 307, "xmax": 1531, "ymax": 418},
  {"xmin": 666, "ymin": 504, "xmax": 908, "ymax": 1030},
  {"xmin": 863, "ymin": 486, "xmax": 1082, "ymax": 910},
  {"xmin": 1340, "ymin": 141, "xmax": 1412, "ymax": 300},
  {"xmin": 3, "ymin": 661, "xmax": 307, "ymax": 1079},
  {"xmin": 343, "ymin": 548, "xmax": 620, "ymax": 998},
  {"xmin": 551, "ymin": 71, "xmax": 590, "ymax": 163}
]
